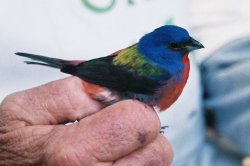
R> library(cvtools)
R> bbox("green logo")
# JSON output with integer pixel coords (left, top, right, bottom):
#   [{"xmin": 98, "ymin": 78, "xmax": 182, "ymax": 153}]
[
  {"xmin": 81, "ymin": 0, "xmax": 135, "ymax": 13},
  {"xmin": 81, "ymin": 0, "xmax": 174, "ymax": 26}
]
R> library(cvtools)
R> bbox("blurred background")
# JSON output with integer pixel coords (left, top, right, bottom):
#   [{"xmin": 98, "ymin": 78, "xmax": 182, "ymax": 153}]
[{"xmin": 0, "ymin": 0, "xmax": 250, "ymax": 165}]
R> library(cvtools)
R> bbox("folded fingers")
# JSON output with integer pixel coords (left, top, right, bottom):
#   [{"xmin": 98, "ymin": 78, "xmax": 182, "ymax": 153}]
[{"xmin": 45, "ymin": 100, "xmax": 161, "ymax": 165}]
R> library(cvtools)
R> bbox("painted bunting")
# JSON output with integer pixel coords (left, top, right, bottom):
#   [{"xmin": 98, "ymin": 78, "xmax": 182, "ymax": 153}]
[{"xmin": 16, "ymin": 25, "xmax": 204, "ymax": 111}]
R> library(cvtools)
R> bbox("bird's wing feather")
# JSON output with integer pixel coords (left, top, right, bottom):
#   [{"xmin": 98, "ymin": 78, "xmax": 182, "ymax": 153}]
[
  {"xmin": 61, "ymin": 46, "xmax": 170, "ymax": 94},
  {"xmin": 61, "ymin": 56, "xmax": 160, "ymax": 94}
]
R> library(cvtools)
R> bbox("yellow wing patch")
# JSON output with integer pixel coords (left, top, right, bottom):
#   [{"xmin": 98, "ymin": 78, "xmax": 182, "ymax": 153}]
[{"xmin": 113, "ymin": 45, "xmax": 163, "ymax": 76}]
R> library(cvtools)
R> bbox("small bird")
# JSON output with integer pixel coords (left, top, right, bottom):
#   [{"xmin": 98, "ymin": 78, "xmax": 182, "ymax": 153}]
[{"xmin": 16, "ymin": 25, "xmax": 204, "ymax": 111}]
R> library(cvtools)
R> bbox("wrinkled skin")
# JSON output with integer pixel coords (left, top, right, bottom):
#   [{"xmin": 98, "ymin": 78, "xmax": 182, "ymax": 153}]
[{"xmin": 0, "ymin": 77, "xmax": 173, "ymax": 166}]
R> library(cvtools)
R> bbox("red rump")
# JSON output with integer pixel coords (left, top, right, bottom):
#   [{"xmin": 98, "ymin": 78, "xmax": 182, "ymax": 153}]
[{"xmin": 69, "ymin": 60, "xmax": 85, "ymax": 65}]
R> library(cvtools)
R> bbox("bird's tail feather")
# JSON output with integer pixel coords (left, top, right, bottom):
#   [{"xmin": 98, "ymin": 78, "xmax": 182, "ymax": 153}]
[{"xmin": 15, "ymin": 52, "xmax": 70, "ymax": 69}]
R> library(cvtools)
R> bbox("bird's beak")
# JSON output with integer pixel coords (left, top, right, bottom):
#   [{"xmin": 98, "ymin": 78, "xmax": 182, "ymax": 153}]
[{"xmin": 185, "ymin": 37, "xmax": 204, "ymax": 51}]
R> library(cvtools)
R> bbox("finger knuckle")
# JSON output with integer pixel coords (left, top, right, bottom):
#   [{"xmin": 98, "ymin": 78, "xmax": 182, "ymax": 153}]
[
  {"xmin": 0, "ymin": 93, "xmax": 21, "ymax": 114},
  {"xmin": 126, "ymin": 100, "xmax": 160, "ymax": 131}
]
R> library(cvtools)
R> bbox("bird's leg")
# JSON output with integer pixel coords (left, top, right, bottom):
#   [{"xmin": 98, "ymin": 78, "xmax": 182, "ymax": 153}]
[{"xmin": 160, "ymin": 125, "xmax": 169, "ymax": 134}]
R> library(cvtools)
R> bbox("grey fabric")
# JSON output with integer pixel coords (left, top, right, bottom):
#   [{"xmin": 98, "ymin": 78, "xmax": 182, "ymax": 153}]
[{"xmin": 201, "ymin": 36, "xmax": 250, "ymax": 156}]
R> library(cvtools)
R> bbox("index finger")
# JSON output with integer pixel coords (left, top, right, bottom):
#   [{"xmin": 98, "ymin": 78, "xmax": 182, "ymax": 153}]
[{"xmin": 0, "ymin": 77, "xmax": 102, "ymax": 127}]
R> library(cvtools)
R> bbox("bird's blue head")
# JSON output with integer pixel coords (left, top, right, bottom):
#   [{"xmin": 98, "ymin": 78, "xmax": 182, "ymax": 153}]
[{"xmin": 138, "ymin": 25, "xmax": 204, "ymax": 76}]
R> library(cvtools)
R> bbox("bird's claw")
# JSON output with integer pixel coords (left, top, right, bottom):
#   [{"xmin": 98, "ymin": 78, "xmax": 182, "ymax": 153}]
[{"xmin": 160, "ymin": 125, "xmax": 169, "ymax": 134}]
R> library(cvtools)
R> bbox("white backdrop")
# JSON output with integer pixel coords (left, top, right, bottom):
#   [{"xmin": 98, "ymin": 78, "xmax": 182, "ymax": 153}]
[
  {"xmin": 0, "ymin": 0, "xmax": 190, "ymax": 101},
  {"xmin": 0, "ymin": 1, "xmax": 204, "ymax": 165}
]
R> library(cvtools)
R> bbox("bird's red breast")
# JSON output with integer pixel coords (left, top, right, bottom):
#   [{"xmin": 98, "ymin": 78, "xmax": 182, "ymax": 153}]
[{"xmin": 156, "ymin": 54, "xmax": 190, "ymax": 111}]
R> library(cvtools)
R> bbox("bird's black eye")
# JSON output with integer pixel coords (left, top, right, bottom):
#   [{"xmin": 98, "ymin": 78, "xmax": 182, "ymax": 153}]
[{"xmin": 169, "ymin": 42, "xmax": 181, "ymax": 50}]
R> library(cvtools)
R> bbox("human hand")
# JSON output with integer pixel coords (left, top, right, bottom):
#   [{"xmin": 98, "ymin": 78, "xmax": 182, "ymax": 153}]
[{"xmin": 0, "ymin": 77, "xmax": 173, "ymax": 166}]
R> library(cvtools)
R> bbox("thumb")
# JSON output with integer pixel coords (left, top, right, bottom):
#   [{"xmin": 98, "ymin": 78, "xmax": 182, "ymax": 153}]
[{"xmin": 0, "ymin": 77, "xmax": 101, "ymax": 127}]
